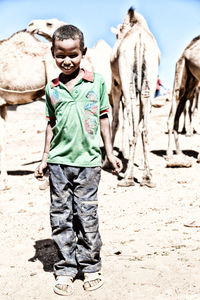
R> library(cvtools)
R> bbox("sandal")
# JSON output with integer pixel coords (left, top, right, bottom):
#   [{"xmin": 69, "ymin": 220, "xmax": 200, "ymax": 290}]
[
  {"xmin": 53, "ymin": 276, "xmax": 73, "ymax": 296},
  {"xmin": 83, "ymin": 272, "xmax": 104, "ymax": 291}
]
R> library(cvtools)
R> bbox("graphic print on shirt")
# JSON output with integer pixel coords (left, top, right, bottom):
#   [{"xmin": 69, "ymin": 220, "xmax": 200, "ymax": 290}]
[
  {"xmin": 50, "ymin": 89, "xmax": 60, "ymax": 106},
  {"xmin": 84, "ymin": 91, "xmax": 99, "ymax": 135}
]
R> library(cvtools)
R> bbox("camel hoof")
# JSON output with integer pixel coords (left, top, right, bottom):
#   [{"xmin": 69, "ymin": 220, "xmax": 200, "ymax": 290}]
[
  {"xmin": 166, "ymin": 154, "xmax": 193, "ymax": 168},
  {"xmin": 140, "ymin": 179, "xmax": 156, "ymax": 188},
  {"xmin": 118, "ymin": 179, "xmax": 135, "ymax": 187},
  {"xmin": 165, "ymin": 153, "xmax": 173, "ymax": 161},
  {"xmin": 185, "ymin": 132, "xmax": 193, "ymax": 137}
]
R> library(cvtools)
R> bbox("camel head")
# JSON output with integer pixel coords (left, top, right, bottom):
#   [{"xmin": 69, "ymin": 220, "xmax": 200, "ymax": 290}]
[
  {"xmin": 111, "ymin": 7, "xmax": 149, "ymax": 40},
  {"xmin": 27, "ymin": 18, "xmax": 66, "ymax": 42}
]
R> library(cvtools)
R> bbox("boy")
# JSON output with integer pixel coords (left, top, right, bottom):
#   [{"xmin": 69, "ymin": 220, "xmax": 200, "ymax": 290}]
[{"xmin": 34, "ymin": 24, "xmax": 122, "ymax": 296}]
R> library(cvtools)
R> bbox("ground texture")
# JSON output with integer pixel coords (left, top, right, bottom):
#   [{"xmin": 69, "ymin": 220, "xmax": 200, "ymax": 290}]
[{"xmin": 1, "ymin": 100, "xmax": 200, "ymax": 300}]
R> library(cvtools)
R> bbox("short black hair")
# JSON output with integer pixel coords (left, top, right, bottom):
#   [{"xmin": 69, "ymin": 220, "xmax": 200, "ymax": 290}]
[{"xmin": 52, "ymin": 24, "xmax": 85, "ymax": 52}]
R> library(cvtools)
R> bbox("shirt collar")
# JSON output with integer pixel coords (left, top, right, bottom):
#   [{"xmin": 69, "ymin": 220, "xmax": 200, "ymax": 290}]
[
  {"xmin": 82, "ymin": 69, "xmax": 94, "ymax": 82},
  {"xmin": 51, "ymin": 69, "xmax": 94, "ymax": 88}
]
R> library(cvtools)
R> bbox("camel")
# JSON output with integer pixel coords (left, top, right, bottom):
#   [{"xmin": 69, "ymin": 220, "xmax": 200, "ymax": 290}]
[
  {"xmin": 182, "ymin": 84, "xmax": 200, "ymax": 136},
  {"xmin": 83, "ymin": 40, "xmax": 112, "ymax": 96},
  {"xmin": 0, "ymin": 20, "xmax": 66, "ymax": 190},
  {"xmin": 27, "ymin": 18, "xmax": 66, "ymax": 42},
  {"xmin": 27, "ymin": 19, "xmax": 112, "ymax": 95},
  {"xmin": 167, "ymin": 36, "xmax": 200, "ymax": 164},
  {"xmin": 109, "ymin": 7, "xmax": 160, "ymax": 187}
]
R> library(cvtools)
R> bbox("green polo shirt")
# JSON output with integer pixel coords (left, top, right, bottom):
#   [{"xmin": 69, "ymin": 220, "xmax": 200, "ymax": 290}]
[{"xmin": 45, "ymin": 70, "xmax": 110, "ymax": 167}]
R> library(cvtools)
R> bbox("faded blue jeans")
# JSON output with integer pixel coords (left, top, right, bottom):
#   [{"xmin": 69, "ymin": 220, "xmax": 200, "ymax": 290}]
[{"xmin": 48, "ymin": 163, "xmax": 102, "ymax": 278}]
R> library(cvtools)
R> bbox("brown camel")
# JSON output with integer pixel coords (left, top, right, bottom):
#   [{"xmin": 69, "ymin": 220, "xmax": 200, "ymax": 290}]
[
  {"xmin": 167, "ymin": 36, "xmax": 200, "ymax": 164},
  {"xmin": 109, "ymin": 7, "xmax": 160, "ymax": 187},
  {"xmin": 182, "ymin": 84, "xmax": 200, "ymax": 136}
]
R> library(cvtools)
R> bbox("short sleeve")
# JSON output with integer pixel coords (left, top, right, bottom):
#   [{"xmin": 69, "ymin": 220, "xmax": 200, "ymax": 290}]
[
  {"xmin": 99, "ymin": 76, "xmax": 110, "ymax": 116},
  {"xmin": 45, "ymin": 84, "xmax": 55, "ymax": 120}
]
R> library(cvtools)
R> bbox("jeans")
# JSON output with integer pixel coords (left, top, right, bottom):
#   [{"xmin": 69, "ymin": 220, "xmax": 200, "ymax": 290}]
[{"xmin": 48, "ymin": 163, "xmax": 102, "ymax": 278}]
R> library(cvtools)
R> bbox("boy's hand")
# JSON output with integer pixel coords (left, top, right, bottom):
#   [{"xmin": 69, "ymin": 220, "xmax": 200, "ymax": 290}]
[
  {"xmin": 107, "ymin": 154, "xmax": 123, "ymax": 174},
  {"xmin": 34, "ymin": 161, "xmax": 48, "ymax": 181}
]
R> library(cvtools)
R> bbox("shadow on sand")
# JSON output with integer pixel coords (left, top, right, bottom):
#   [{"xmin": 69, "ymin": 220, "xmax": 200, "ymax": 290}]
[
  {"xmin": 7, "ymin": 170, "xmax": 34, "ymax": 176},
  {"xmin": 101, "ymin": 146, "xmax": 128, "ymax": 174},
  {"xmin": 29, "ymin": 239, "xmax": 60, "ymax": 272},
  {"xmin": 151, "ymin": 149, "xmax": 198, "ymax": 159},
  {"xmin": 29, "ymin": 239, "xmax": 87, "ymax": 280}
]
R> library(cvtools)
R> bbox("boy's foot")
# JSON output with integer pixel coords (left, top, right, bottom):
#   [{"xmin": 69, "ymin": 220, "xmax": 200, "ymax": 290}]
[
  {"xmin": 83, "ymin": 272, "xmax": 103, "ymax": 291},
  {"xmin": 53, "ymin": 276, "xmax": 73, "ymax": 296}
]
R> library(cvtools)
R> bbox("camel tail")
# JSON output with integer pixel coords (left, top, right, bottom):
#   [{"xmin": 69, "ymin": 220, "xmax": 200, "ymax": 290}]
[
  {"xmin": 134, "ymin": 32, "xmax": 144, "ymax": 95},
  {"xmin": 168, "ymin": 55, "xmax": 187, "ymax": 121},
  {"xmin": 172, "ymin": 55, "xmax": 187, "ymax": 100}
]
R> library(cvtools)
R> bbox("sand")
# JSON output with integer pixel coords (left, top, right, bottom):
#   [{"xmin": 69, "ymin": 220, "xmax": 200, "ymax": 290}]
[{"xmin": 1, "ymin": 100, "xmax": 200, "ymax": 300}]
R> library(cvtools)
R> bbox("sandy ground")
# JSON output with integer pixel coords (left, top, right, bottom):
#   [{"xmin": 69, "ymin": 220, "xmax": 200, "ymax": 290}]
[{"xmin": 1, "ymin": 99, "xmax": 200, "ymax": 300}]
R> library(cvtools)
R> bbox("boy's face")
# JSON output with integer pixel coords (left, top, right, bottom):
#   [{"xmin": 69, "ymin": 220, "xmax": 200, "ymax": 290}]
[{"xmin": 52, "ymin": 38, "xmax": 86, "ymax": 76}]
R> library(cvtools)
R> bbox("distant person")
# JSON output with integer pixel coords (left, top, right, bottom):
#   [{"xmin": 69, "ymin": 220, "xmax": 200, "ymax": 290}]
[
  {"xmin": 34, "ymin": 24, "xmax": 122, "ymax": 296},
  {"xmin": 155, "ymin": 75, "xmax": 163, "ymax": 97}
]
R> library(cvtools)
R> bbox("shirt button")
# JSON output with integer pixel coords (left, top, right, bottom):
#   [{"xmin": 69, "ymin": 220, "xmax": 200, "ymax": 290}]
[{"xmin": 75, "ymin": 90, "xmax": 78, "ymax": 94}]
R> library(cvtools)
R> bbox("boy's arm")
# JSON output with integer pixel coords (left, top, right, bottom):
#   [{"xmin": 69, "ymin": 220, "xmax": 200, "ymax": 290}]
[
  {"xmin": 34, "ymin": 120, "xmax": 54, "ymax": 180},
  {"xmin": 100, "ymin": 114, "xmax": 123, "ymax": 173}
]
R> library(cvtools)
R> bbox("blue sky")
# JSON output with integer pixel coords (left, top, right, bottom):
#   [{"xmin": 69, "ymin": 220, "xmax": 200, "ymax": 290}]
[{"xmin": 0, "ymin": 0, "xmax": 200, "ymax": 89}]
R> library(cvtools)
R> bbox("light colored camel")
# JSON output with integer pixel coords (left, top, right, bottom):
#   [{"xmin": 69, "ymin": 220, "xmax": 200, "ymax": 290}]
[
  {"xmin": 27, "ymin": 18, "xmax": 66, "ymax": 42},
  {"xmin": 83, "ymin": 40, "xmax": 112, "ymax": 96},
  {"xmin": 0, "ymin": 24, "xmax": 64, "ymax": 190},
  {"xmin": 167, "ymin": 36, "xmax": 200, "ymax": 163},
  {"xmin": 109, "ymin": 7, "xmax": 160, "ymax": 187}
]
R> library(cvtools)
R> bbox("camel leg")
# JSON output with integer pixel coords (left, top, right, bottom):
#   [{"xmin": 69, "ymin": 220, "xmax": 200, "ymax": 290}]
[
  {"xmin": 102, "ymin": 81, "xmax": 122, "ymax": 170},
  {"xmin": 118, "ymin": 115, "xmax": 135, "ymax": 186},
  {"xmin": 111, "ymin": 84, "xmax": 122, "ymax": 146},
  {"xmin": 118, "ymin": 83, "xmax": 137, "ymax": 187},
  {"xmin": 181, "ymin": 100, "xmax": 188, "ymax": 135},
  {"xmin": 182, "ymin": 99, "xmax": 194, "ymax": 136},
  {"xmin": 139, "ymin": 95, "xmax": 155, "ymax": 187},
  {"xmin": 121, "ymin": 100, "xmax": 127, "ymax": 156},
  {"xmin": 167, "ymin": 78, "xmax": 200, "ymax": 167},
  {"xmin": 167, "ymin": 57, "xmax": 187, "ymax": 158},
  {"xmin": 187, "ymin": 99, "xmax": 195, "ymax": 136},
  {"xmin": 189, "ymin": 91, "xmax": 200, "ymax": 135},
  {"xmin": 174, "ymin": 76, "xmax": 198, "ymax": 154},
  {"xmin": 168, "ymin": 91, "xmax": 189, "ymax": 157},
  {"xmin": 173, "ymin": 97, "xmax": 187, "ymax": 154},
  {"xmin": 0, "ymin": 105, "xmax": 9, "ymax": 190},
  {"xmin": 167, "ymin": 94, "xmax": 177, "ymax": 158}
]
